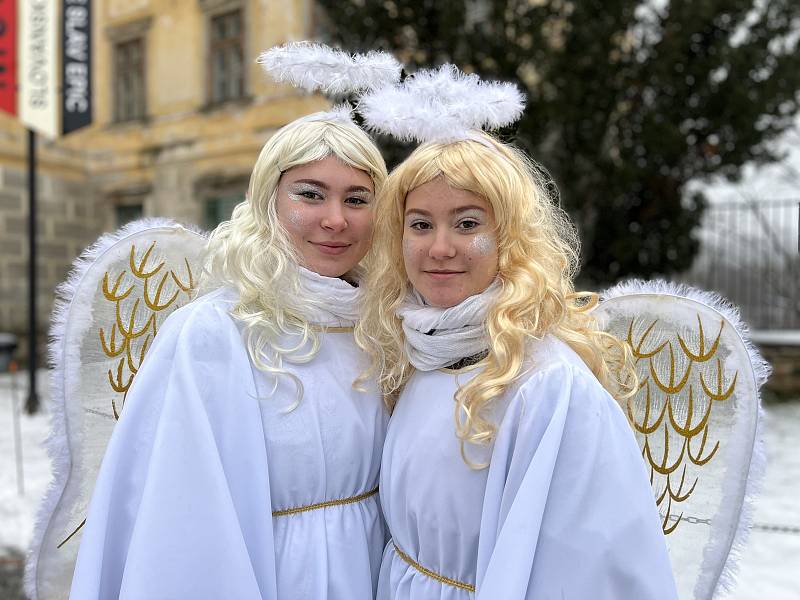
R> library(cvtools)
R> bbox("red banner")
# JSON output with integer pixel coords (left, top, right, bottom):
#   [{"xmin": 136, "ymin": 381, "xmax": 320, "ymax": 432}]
[{"xmin": 0, "ymin": 0, "xmax": 15, "ymax": 115}]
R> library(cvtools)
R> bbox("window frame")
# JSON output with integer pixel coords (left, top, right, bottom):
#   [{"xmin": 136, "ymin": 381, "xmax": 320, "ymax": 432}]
[
  {"xmin": 113, "ymin": 37, "xmax": 146, "ymax": 123},
  {"xmin": 106, "ymin": 16, "xmax": 152, "ymax": 124},
  {"xmin": 195, "ymin": 172, "xmax": 248, "ymax": 230},
  {"xmin": 208, "ymin": 9, "xmax": 245, "ymax": 105},
  {"xmin": 114, "ymin": 202, "xmax": 145, "ymax": 228},
  {"xmin": 200, "ymin": 0, "xmax": 248, "ymax": 108},
  {"xmin": 204, "ymin": 193, "xmax": 244, "ymax": 230}
]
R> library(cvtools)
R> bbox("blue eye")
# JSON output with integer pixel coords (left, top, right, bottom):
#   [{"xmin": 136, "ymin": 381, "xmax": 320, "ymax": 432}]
[{"xmin": 346, "ymin": 196, "xmax": 370, "ymax": 206}]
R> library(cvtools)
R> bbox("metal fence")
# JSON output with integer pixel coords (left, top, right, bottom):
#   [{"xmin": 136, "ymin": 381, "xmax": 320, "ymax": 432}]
[{"xmin": 677, "ymin": 199, "xmax": 800, "ymax": 330}]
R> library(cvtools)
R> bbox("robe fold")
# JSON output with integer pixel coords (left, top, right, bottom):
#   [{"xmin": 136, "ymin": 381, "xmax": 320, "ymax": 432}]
[
  {"xmin": 378, "ymin": 336, "xmax": 678, "ymax": 600},
  {"xmin": 71, "ymin": 288, "xmax": 388, "ymax": 600}
]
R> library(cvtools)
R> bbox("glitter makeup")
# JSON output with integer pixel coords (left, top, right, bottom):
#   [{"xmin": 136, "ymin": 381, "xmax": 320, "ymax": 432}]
[
  {"xmin": 467, "ymin": 233, "xmax": 496, "ymax": 257},
  {"xmin": 286, "ymin": 207, "xmax": 307, "ymax": 227},
  {"xmin": 286, "ymin": 183, "xmax": 325, "ymax": 203}
]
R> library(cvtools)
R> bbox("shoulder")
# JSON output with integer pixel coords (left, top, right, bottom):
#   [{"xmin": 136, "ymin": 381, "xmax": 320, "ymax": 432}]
[
  {"xmin": 514, "ymin": 335, "xmax": 621, "ymax": 418},
  {"xmin": 521, "ymin": 335, "xmax": 594, "ymax": 378},
  {"xmin": 494, "ymin": 337, "xmax": 634, "ymax": 458},
  {"xmin": 152, "ymin": 287, "xmax": 243, "ymax": 357}
]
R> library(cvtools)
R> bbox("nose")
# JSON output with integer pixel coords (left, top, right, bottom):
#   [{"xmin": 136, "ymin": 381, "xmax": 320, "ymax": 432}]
[
  {"xmin": 428, "ymin": 229, "xmax": 456, "ymax": 260},
  {"xmin": 321, "ymin": 201, "xmax": 347, "ymax": 232}
]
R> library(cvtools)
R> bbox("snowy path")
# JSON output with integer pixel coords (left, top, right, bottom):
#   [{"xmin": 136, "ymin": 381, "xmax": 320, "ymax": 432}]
[
  {"xmin": 732, "ymin": 401, "xmax": 800, "ymax": 599},
  {"xmin": 1, "ymin": 371, "xmax": 798, "ymax": 597},
  {"xmin": 0, "ymin": 372, "xmax": 51, "ymax": 556}
]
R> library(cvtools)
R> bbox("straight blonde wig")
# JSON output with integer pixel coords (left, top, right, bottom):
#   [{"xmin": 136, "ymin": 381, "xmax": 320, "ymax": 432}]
[
  {"xmin": 355, "ymin": 131, "xmax": 636, "ymax": 463},
  {"xmin": 202, "ymin": 114, "xmax": 388, "ymax": 403}
]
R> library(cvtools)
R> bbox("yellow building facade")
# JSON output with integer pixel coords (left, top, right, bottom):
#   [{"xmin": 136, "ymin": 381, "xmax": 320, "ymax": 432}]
[{"xmin": 0, "ymin": 0, "xmax": 327, "ymax": 361}]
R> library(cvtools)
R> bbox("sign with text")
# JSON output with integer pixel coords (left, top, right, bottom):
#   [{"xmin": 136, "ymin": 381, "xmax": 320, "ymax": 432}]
[
  {"xmin": 61, "ymin": 0, "xmax": 91, "ymax": 134},
  {"xmin": 19, "ymin": 0, "xmax": 59, "ymax": 138},
  {"xmin": 0, "ymin": 0, "xmax": 16, "ymax": 116}
]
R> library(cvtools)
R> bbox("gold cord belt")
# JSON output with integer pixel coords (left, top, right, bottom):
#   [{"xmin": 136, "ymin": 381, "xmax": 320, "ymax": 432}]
[
  {"xmin": 272, "ymin": 485, "xmax": 379, "ymax": 517},
  {"xmin": 392, "ymin": 541, "xmax": 476, "ymax": 593}
]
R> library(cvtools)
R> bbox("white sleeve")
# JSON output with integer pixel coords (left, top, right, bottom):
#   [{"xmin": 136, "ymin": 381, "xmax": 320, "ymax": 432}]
[
  {"xmin": 476, "ymin": 364, "xmax": 678, "ymax": 600},
  {"xmin": 70, "ymin": 302, "xmax": 278, "ymax": 600}
]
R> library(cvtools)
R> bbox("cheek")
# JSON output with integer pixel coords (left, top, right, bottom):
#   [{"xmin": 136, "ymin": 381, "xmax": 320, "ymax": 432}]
[
  {"xmin": 402, "ymin": 237, "xmax": 424, "ymax": 268},
  {"xmin": 402, "ymin": 238, "xmax": 412, "ymax": 258},
  {"xmin": 285, "ymin": 206, "xmax": 309, "ymax": 229},
  {"xmin": 466, "ymin": 234, "xmax": 497, "ymax": 259},
  {"xmin": 352, "ymin": 211, "xmax": 375, "ymax": 240}
]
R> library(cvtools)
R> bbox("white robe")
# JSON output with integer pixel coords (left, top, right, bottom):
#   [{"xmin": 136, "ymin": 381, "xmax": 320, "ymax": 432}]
[
  {"xmin": 70, "ymin": 288, "xmax": 388, "ymax": 600},
  {"xmin": 378, "ymin": 336, "xmax": 678, "ymax": 599}
]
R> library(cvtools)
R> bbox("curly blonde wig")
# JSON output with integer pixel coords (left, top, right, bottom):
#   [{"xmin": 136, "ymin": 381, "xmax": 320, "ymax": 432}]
[
  {"xmin": 355, "ymin": 131, "xmax": 636, "ymax": 462},
  {"xmin": 202, "ymin": 114, "xmax": 388, "ymax": 404}
]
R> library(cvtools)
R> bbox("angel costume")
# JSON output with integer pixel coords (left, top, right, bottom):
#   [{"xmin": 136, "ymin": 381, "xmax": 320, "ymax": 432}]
[
  {"xmin": 377, "ymin": 288, "xmax": 679, "ymax": 599},
  {"xmin": 70, "ymin": 272, "xmax": 388, "ymax": 600}
]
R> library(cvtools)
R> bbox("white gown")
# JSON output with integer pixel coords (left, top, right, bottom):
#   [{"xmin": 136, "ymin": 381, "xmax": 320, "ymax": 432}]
[
  {"xmin": 378, "ymin": 335, "xmax": 678, "ymax": 599},
  {"xmin": 70, "ymin": 288, "xmax": 388, "ymax": 600}
]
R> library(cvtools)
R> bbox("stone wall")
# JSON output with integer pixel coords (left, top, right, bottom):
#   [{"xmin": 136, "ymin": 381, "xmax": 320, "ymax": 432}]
[
  {"xmin": 760, "ymin": 344, "xmax": 800, "ymax": 397},
  {"xmin": 0, "ymin": 164, "xmax": 101, "ymax": 367}
]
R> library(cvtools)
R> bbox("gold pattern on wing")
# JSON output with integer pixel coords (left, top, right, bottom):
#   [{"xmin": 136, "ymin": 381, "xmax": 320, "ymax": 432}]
[
  {"xmin": 58, "ymin": 241, "xmax": 198, "ymax": 551},
  {"xmin": 99, "ymin": 242, "xmax": 197, "ymax": 419},
  {"xmin": 626, "ymin": 314, "xmax": 736, "ymax": 535}
]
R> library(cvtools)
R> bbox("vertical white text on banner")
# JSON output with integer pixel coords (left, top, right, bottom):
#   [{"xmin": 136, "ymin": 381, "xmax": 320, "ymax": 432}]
[
  {"xmin": 19, "ymin": 0, "xmax": 59, "ymax": 138},
  {"xmin": 61, "ymin": 0, "xmax": 91, "ymax": 135}
]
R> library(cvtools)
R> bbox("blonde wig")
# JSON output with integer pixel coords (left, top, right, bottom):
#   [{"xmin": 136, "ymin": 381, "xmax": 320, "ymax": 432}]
[
  {"xmin": 202, "ymin": 115, "xmax": 388, "ymax": 403},
  {"xmin": 356, "ymin": 131, "xmax": 636, "ymax": 463}
]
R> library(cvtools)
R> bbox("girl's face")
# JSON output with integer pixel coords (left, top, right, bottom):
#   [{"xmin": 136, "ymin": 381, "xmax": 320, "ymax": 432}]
[
  {"xmin": 402, "ymin": 176, "xmax": 499, "ymax": 308},
  {"xmin": 276, "ymin": 155, "xmax": 375, "ymax": 277}
]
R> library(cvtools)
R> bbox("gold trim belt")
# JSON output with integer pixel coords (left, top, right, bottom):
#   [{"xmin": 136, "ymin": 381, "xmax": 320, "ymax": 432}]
[
  {"xmin": 272, "ymin": 486, "xmax": 379, "ymax": 517},
  {"xmin": 392, "ymin": 542, "xmax": 476, "ymax": 593}
]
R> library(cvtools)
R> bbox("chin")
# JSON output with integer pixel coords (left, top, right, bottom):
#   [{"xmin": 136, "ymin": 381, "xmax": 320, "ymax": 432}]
[
  {"xmin": 309, "ymin": 259, "xmax": 358, "ymax": 278},
  {"xmin": 313, "ymin": 266, "xmax": 349, "ymax": 278},
  {"xmin": 419, "ymin": 289, "xmax": 465, "ymax": 309}
]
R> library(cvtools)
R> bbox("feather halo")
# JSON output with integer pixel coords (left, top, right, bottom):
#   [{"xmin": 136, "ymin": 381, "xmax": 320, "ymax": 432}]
[
  {"xmin": 359, "ymin": 64, "xmax": 525, "ymax": 144},
  {"xmin": 258, "ymin": 42, "xmax": 402, "ymax": 95}
]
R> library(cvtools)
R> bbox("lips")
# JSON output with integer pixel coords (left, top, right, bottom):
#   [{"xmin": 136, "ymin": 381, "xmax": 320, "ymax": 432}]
[
  {"xmin": 311, "ymin": 241, "xmax": 352, "ymax": 256},
  {"xmin": 425, "ymin": 270, "xmax": 465, "ymax": 280}
]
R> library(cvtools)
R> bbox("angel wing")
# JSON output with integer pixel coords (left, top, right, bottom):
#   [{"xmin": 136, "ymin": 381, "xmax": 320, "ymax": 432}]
[
  {"xmin": 25, "ymin": 219, "xmax": 208, "ymax": 600},
  {"xmin": 592, "ymin": 280, "xmax": 769, "ymax": 600}
]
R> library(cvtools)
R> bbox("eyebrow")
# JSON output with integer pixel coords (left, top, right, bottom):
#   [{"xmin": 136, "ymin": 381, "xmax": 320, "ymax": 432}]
[
  {"xmin": 405, "ymin": 205, "xmax": 487, "ymax": 217},
  {"xmin": 290, "ymin": 179, "xmax": 372, "ymax": 193}
]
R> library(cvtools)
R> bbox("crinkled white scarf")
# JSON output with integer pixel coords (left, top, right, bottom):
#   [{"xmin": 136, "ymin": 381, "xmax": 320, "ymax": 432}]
[
  {"xmin": 296, "ymin": 266, "xmax": 363, "ymax": 327},
  {"xmin": 397, "ymin": 281, "xmax": 500, "ymax": 371}
]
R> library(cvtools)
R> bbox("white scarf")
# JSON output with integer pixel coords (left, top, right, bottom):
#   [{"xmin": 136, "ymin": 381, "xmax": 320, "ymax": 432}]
[
  {"xmin": 296, "ymin": 266, "xmax": 362, "ymax": 327},
  {"xmin": 397, "ymin": 281, "xmax": 500, "ymax": 371}
]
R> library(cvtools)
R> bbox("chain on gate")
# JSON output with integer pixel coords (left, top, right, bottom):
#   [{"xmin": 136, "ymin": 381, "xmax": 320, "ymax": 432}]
[{"xmin": 660, "ymin": 513, "xmax": 800, "ymax": 535}]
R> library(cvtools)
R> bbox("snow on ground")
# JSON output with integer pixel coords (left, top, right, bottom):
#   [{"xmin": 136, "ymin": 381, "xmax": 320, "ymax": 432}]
[
  {"xmin": 731, "ymin": 401, "xmax": 800, "ymax": 600},
  {"xmin": 0, "ymin": 371, "xmax": 51, "ymax": 556},
  {"xmin": 0, "ymin": 370, "xmax": 799, "ymax": 597}
]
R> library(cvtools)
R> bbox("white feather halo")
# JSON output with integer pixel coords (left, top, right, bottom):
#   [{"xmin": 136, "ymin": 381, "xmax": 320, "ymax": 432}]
[
  {"xmin": 258, "ymin": 42, "xmax": 402, "ymax": 95},
  {"xmin": 358, "ymin": 86, "xmax": 469, "ymax": 143},
  {"xmin": 359, "ymin": 64, "xmax": 525, "ymax": 144},
  {"xmin": 403, "ymin": 64, "xmax": 481, "ymax": 104}
]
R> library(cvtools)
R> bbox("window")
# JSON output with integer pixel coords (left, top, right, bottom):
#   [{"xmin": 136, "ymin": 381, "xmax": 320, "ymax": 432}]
[
  {"xmin": 115, "ymin": 204, "xmax": 144, "ymax": 227},
  {"xmin": 114, "ymin": 38, "xmax": 145, "ymax": 122},
  {"xmin": 205, "ymin": 194, "xmax": 243, "ymax": 229},
  {"xmin": 208, "ymin": 10, "xmax": 244, "ymax": 104}
]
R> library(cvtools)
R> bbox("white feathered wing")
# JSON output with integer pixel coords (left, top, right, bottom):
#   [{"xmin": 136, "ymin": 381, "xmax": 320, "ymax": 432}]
[{"xmin": 25, "ymin": 219, "xmax": 208, "ymax": 600}]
